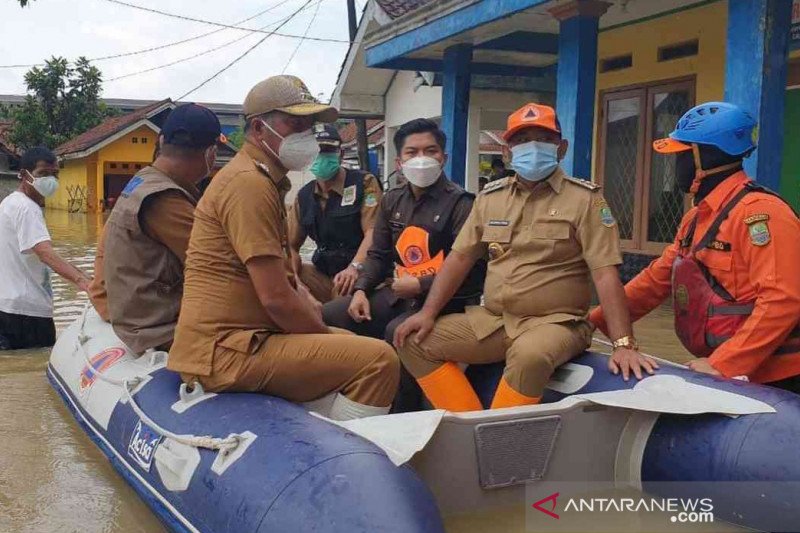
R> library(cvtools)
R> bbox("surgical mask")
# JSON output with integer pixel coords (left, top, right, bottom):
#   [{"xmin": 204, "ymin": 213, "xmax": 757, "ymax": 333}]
[
  {"xmin": 24, "ymin": 171, "xmax": 59, "ymax": 198},
  {"xmin": 260, "ymin": 119, "xmax": 319, "ymax": 171},
  {"xmin": 401, "ymin": 156, "xmax": 441, "ymax": 188},
  {"xmin": 310, "ymin": 152, "xmax": 340, "ymax": 181},
  {"xmin": 510, "ymin": 140, "xmax": 559, "ymax": 182}
]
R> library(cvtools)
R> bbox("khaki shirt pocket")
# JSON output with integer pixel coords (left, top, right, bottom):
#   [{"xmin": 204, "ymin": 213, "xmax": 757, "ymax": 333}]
[
  {"xmin": 525, "ymin": 221, "xmax": 574, "ymax": 263},
  {"xmin": 481, "ymin": 225, "xmax": 513, "ymax": 260}
]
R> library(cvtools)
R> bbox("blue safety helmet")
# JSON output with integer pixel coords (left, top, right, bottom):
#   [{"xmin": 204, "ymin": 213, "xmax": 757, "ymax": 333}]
[{"xmin": 652, "ymin": 102, "xmax": 757, "ymax": 157}]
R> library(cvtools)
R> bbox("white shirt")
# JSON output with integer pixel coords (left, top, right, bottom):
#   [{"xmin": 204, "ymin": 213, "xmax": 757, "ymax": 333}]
[{"xmin": 0, "ymin": 191, "xmax": 53, "ymax": 317}]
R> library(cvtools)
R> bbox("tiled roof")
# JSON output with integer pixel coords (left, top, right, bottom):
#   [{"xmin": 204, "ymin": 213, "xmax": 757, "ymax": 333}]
[
  {"xmin": 55, "ymin": 98, "xmax": 172, "ymax": 156},
  {"xmin": 375, "ymin": 0, "xmax": 434, "ymax": 19}
]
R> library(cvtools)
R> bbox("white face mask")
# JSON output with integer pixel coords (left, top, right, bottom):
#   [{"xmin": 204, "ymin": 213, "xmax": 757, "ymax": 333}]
[
  {"xmin": 260, "ymin": 119, "xmax": 319, "ymax": 171},
  {"xmin": 23, "ymin": 171, "xmax": 59, "ymax": 198},
  {"xmin": 401, "ymin": 156, "xmax": 441, "ymax": 188}
]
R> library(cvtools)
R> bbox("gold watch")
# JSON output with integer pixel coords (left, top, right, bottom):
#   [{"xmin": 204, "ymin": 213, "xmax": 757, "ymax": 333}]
[{"xmin": 612, "ymin": 336, "xmax": 639, "ymax": 351}]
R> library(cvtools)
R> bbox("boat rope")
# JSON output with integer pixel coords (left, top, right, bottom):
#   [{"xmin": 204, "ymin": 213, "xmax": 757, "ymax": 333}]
[
  {"xmin": 74, "ymin": 304, "xmax": 242, "ymax": 454},
  {"xmin": 591, "ymin": 337, "xmax": 683, "ymax": 368}
]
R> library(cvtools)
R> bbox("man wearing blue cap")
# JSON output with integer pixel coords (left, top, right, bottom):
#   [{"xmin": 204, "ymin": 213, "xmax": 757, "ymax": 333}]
[{"xmin": 100, "ymin": 103, "xmax": 221, "ymax": 354}]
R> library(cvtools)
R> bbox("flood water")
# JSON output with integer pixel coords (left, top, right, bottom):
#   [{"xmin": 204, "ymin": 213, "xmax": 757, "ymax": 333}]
[{"xmin": 1, "ymin": 209, "xmax": 697, "ymax": 533}]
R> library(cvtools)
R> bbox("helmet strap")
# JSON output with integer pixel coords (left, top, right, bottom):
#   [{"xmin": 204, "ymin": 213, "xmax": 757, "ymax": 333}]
[{"xmin": 689, "ymin": 143, "xmax": 743, "ymax": 195}]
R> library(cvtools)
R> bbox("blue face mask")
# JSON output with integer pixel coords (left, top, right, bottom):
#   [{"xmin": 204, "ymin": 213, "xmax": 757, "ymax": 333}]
[{"xmin": 510, "ymin": 140, "xmax": 559, "ymax": 182}]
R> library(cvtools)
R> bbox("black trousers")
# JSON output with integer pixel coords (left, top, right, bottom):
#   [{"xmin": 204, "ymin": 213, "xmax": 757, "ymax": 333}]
[
  {"xmin": 769, "ymin": 375, "xmax": 800, "ymax": 395},
  {"xmin": 322, "ymin": 286, "xmax": 477, "ymax": 412},
  {"xmin": 0, "ymin": 310, "xmax": 56, "ymax": 350}
]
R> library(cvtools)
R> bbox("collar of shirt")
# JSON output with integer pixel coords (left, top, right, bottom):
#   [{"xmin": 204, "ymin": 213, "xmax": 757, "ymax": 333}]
[
  {"xmin": 242, "ymin": 140, "xmax": 289, "ymax": 190},
  {"xmin": 145, "ymin": 165, "xmax": 201, "ymax": 201},
  {"xmin": 313, "ymin": 172, "xmax": 345, "ymax": 198},
  {"xmin": 402, "ymin": 173, "xmax": 449, "ymax": 201},
  {"xmin": 510, "ymin": 165, "xmax": 566, "ymax": 196},
  {"xmin": 696, "ymin": 170, "xmax": 750, "ymax": 213}
]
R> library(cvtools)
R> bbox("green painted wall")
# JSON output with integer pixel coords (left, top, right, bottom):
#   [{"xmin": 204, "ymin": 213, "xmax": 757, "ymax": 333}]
[{"xmin": 781, "ymin": 88, "xmax": 800, "ymax": 212}]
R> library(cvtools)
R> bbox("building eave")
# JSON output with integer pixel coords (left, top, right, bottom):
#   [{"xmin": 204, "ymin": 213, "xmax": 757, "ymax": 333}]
[{"xmin": 59, "ymin": 119, "xmax": 161, "ymax": 161}]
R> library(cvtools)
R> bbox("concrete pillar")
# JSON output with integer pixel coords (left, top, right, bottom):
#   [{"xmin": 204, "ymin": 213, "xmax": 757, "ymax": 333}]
[
  {"xmin": 465, "ymin": 103, "xmax": 481, "ymax": 193},
  {"xmin": 550, "ymin": 0, "xmax": 610, "ymax": 180},
  {"xmin": 441, "ymin": 43, "xmax": 473, "ymax": 186},
  {"xmin": 725, "ymin": 0, "xmax": 792, "ymax": 189}
]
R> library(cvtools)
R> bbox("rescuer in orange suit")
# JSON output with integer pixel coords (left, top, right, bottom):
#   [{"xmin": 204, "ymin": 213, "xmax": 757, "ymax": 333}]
[
  {"xmin": 323, "ymin": 118, "xmax": 487, "ymax": 411},
  {"xmin": 590, "ymin": 102, "xmax": 800, "ymax": 392}
]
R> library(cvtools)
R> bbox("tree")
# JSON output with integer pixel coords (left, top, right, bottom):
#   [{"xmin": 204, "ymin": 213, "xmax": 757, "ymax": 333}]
[
  {"xmin": 228, "ymin": 126, "xmax": 244, "ymax": 150},
  {"xmin": 5, "ymin": 56, "xmax": 116, "ymax": 151}
]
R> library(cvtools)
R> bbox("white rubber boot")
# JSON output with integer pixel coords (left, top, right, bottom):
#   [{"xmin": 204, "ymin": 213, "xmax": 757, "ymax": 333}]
[
  {"xmin": 328, "ymin": 393, "xmax": 390, "ymax": 421},
  {"xmin": 302, "ymin": 392, "xmax": 337, "ymax": 417}
]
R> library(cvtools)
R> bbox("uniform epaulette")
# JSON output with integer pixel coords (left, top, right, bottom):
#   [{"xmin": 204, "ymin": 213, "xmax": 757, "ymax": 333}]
[
  {"xmin": 481, "ymin": 177, "xmax": 510, "ymax": 194},
  {"xmin": 563, "ymin": 175, "xmax": 600, "ymax": 191}
]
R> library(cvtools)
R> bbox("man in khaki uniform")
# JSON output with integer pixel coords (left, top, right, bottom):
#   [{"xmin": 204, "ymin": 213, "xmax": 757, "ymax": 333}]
[
  {"xmin": 288, "ymin": 124, "xmax": 382, "ymax": 304},
  {"xmin": 395, "ymin": 103, "xmax": 656, "ymax": 412},
  {"xmin": 168, "ymin": 76, "xmax": 398, "ymax": 421}
]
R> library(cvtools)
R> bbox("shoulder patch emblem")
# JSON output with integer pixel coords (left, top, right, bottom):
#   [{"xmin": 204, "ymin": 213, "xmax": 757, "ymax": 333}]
[
  {"xmin": 743, "ymin": 213, "xmax": 770, "ymax": 225},
  {"xmin": 121, "ymin": 176, "xmax": 144, "ymax": 197},
  {"xmin": 564, "ymin": 175, "xmax": 600, "ymax": 191},
  {"xmin": 481, "ymin": 177, "xmax": 509, "ymax": 195},
  {"xmin": 364, "ymin": 192, "xmax": 378, "ymax": 207},
  {"xmin": 748, "ymin": 221, "xmax": 771, "ymax": 246},
  {"xmin": 599, "ymin": 203, "xmax": 616, "ymax": 228}
]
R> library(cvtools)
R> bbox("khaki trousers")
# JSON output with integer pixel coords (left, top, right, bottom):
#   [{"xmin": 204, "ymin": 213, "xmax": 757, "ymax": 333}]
[
  {"xmin": 299, "ymin": 263, "xmax": 336, "ymax": 303},
  {"xmin": 186, "ymin": 328, "xmax": 399, "ymax": 407},
  {"xmin": 397, "ymin": 313, "xmax": 592, "ymax": 398}
]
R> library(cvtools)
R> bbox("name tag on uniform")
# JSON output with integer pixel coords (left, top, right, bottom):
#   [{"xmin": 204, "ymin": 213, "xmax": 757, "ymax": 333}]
[
  {"xmin": 488, "ymin": 219, "xmax": 510, "ymax": 227},
  {"xmin": 341, "ymin": 185, "xmax": 357, "ymax": 206}
]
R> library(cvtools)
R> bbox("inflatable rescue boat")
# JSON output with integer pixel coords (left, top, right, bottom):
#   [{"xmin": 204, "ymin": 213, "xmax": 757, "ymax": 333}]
[{"xmin": 49, "ymin": 306, "xmax": 800, "ymax": 532}]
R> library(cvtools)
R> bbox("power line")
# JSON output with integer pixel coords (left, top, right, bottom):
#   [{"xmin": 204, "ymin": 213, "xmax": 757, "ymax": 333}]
[
  {"xmin": 176, "ymin": 0, "xmax": 315, "ymax": 101},
  {"xmin": 106, "ymin": 1, "xmax": 322, "ymax": 83},
  {"xmin": 0, "ymin": 0, "xmax": 292, "ymax": 69},
  {"xmin": 281, "ymin": 0, "xmax": 322, "ymax": 74},
  {"xmin": 102, "ymin": 0, "xmax": 350, "ymax": 44}
]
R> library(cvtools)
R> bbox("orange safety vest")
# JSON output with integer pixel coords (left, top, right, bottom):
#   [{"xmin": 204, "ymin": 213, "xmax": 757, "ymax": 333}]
[{"xmin": 394, "ymin": 226, "xmax": 444, "ymax": 278}]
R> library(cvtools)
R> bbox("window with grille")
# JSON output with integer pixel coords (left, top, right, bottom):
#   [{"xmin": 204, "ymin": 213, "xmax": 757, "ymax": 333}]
[{"xmin": 597, "ymin": 77, "xmax": 695, "ymax": 254}]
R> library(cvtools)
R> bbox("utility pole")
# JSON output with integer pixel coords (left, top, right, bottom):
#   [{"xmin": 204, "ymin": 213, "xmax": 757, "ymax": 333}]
[{"xmin": 347, "ymin": 0, "xmax": 370, "ymax": 172}]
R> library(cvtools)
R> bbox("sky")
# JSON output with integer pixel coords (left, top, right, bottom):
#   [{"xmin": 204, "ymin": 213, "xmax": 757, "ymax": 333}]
[{"xmin": 0, "ymin": 0, "xmax": 364, "ymax": 105}]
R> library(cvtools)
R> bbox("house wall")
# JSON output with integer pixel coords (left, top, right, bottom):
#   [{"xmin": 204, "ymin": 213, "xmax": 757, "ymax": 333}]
[
  {"xmin": 49, "ymin": 159, "xmax": 90, "ymax": 212},
  {"xmin": 96, "ymin": 126, "xmax": 158, "ymax": 208}
]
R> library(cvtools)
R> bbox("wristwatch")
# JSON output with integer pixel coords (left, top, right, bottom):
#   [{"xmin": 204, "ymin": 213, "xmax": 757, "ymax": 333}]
[
  {"xmin": 612, "ymin": 335, "xmax": 639, "ymax": 351},
  {"xmin": 351, "ymin": 261, "xmax": 364, "ymax": 272}
]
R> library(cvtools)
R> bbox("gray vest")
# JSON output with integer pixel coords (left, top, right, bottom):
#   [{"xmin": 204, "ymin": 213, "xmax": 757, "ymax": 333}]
[{"xmin": 104, "ymin": 166, "xmax": 197, "ymax": 354}]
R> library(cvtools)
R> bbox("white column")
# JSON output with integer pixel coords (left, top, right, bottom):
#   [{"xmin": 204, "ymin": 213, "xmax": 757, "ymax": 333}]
[
  {"xmin": 464, "ymin": 102, "xmax": 481, "ymax": 194},
  {"xmin": 383, "ymin": 126, "xmax": 397, "ymax": 187}
]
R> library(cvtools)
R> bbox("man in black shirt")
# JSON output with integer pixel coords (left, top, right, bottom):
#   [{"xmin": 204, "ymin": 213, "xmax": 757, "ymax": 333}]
[{"xmin": 323, "ymin": 119, "xmax": 486, "ymax": 411}]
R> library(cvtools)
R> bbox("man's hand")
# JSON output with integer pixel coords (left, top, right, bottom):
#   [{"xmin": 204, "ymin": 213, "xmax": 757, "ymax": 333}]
[
  {"xmin": 77, "ymin": 277, "xmax": 91, "ymax": 293},
  {"xmin": 332, "ymin": 265, "xmax": 359, "ymax": 296},
  {"xmin": 297, "ymin": 283, "xmax": 322, "ymax": 318},
  {"xmin": 348, "ymin": 290, "xmax": 371, "ymax": 322},
  {"xmin": 608, "ymin": 347, "xmax": 659, "ymax": 381},
  {"xmin": 393, "ymin": 310, "xmax": 435, "ymax": 348},
  {"xmin": 685, "ymin": 357, "xmax": 722, "ymax": 376},
  {"xmin": 391, "ymin": 275, "xmax": 422, "ymax": 299}
]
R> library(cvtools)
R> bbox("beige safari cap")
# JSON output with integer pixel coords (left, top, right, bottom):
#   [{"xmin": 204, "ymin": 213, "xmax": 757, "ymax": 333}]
[{"xmin": 243, "ymin": 75, "xmax": 338, "ymax": 123}]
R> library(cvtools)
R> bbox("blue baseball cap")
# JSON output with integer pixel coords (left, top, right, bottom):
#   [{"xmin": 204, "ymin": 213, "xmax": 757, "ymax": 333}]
[{"xmin": 161, "ymin": 104, "xmax": 222, "ymax": 148}]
